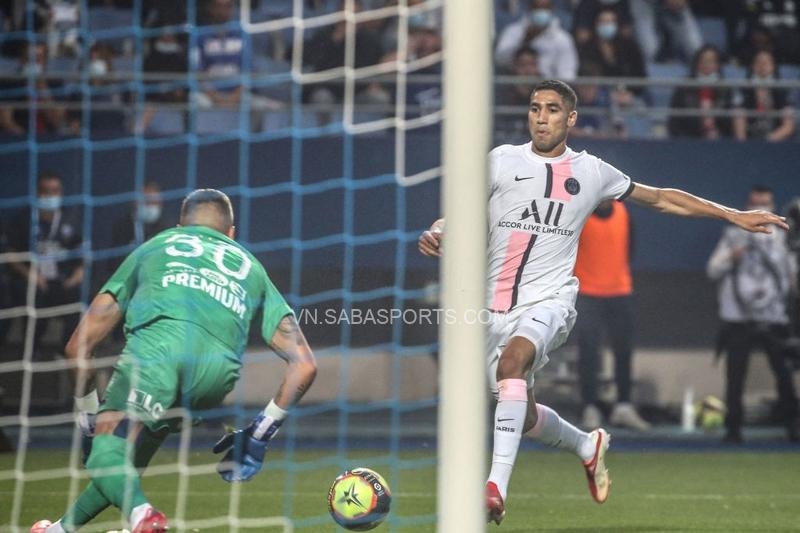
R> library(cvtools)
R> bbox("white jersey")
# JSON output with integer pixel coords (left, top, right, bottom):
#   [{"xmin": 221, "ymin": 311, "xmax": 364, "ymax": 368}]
[{"xmin": 487, "ymin": 142, "xmax": 633, "ymax": 312}]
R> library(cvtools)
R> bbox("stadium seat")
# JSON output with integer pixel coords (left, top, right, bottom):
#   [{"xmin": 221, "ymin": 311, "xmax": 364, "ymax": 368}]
[
  {"xmin": 262, "ymin": 110, "xmax": 291, "ymax": 131},
  {"xmin": 146, "ymin": 109, "xmax": 185, "ymax": 135},
  {"xmin": 646, "ymin": 62, "xmax": 686, "ymax": 109},
  {"xmin": 722, "ymin": 64, "xmax": 747, "ymax": 80},
  {"xmin": 88, "ymin": 7, "xmax": 133, "ymax": 31},
  {"xmin": 48, "ymin": 56, "xmax": 78, "ymax": 74},
  {"xmin": 113, "ymin": 56, "xmax": 134, "ymax": 74},
  {"xmin": 495, "ymin": 9, "xmax": 516, "ymax": 34},
  {"xmin": 697, "ymin": 17, "xmax": 726, "ymax": 52},
  {"xmin": 779, "ymin": 64, "xmax": 800, "ymax": 80},
  {"xmin": 0, "ymin": 56, "xmax": 16, "ymax": 73},
  {"xmin": 195, "ymin": 109, "xmax": 242, "ymax": 134}
]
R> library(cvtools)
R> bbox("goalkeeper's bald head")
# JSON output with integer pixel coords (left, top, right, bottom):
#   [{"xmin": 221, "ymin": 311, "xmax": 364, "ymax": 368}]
[{"xmin": 180, "ymin": 188, "xmax": 235, "ymax": 236}]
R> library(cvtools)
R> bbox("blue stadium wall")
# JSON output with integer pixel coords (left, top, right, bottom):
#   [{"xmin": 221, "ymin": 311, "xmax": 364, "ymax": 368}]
[{"xmin": 2, "ymin": 134, "xmax": 799, "ymax": 347}]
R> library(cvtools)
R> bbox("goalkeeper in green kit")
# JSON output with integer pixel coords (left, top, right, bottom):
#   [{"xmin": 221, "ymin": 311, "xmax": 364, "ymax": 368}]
[{"xmin": 33, "ymin": 189, "xmax": 317, "ymax": 533}]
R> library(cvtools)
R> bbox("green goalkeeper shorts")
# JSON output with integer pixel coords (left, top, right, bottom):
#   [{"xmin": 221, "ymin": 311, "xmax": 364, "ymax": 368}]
[{"xmin": 100, "ymin": 318, "xmax": 241, "ymax": 433}]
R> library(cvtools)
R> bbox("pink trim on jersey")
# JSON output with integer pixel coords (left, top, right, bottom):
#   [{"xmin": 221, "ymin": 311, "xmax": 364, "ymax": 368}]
[
  {"xmin": 498, "ymin": 379, "xmax": 528, "ymax": 401},
  {"xmin": 491, "ymin": 231, "xmax": 530, "ymax": 311},
  {"xmin": 550, "ymin": 157, "xmax": 574, "ymax": 202}
]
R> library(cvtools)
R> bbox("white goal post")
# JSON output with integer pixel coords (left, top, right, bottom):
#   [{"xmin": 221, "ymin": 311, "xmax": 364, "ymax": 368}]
[{"xmin": 438, "ymin": 1, "xmax": 491, "ymax": 532}]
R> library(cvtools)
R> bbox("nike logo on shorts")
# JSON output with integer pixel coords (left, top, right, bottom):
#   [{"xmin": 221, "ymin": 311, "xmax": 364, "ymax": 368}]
[
  {"xmin": 531, "ymin": 317, "xmax": 549, "ymax": 327},
  {"xmin": 514, "ymin": 175, "xmax": 536, "ymax": 181}
]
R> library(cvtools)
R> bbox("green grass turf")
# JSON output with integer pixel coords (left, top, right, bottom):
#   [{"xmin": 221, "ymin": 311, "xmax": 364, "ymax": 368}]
[{"xmin": 2, "ymin": 449, "xmax": 799, "ymax": 532}]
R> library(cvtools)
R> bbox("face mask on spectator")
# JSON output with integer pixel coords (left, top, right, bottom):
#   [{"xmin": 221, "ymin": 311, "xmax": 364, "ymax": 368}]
[
  {"xmin": 137, "ymin": 204, "xmax": 162, "ymax": 223},
  {"xmin": 89, "ymin": 59, "xmax": 108, "ymax": 77},
  {"xmin": 529, "ymin": 9, "xmax": 552, "ymax": 28},
  {"xmin": 38, "ymin": 195, "xmax": 62, "ymax": 212},
  {"xmin": 596, "ymin": 22, "xmax": 617, "ymax": 40},
  {"xmin": 21, "ymin": 62, "xmax": 43, "ymax": 76},
  {"xmin": 154, "ymin": 39, "xmax": 181, "ymax": 54}
]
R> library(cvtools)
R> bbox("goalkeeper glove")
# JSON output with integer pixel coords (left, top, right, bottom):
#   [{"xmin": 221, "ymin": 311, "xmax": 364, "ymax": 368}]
[
  {"xmin": 75, "ymin": 390, "xmax": 99, "ymax": 465},
  {"xmin": 213, "ymin": 400, "xmax": 287, "ymax": 482}
]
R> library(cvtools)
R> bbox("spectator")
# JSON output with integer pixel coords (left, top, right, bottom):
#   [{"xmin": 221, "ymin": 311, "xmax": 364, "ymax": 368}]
[
  {"xmin": 577, "ymin": 7, "xmax": 647, "ymax": 104},
  {"xmin": 68, "ymin": 43, "xmax": 127, "ymax": 134},
  {"xmin": 136, "ymin": 32, "xmax": 189, "ymax": 133},
  {"xmin": 496, "ymin": 47, "xmax": 542, "ymax": 108},
  {"xmin": 629, "ymin": 0, "xmax": 702, "ymax": 63},
  {"xmin": 0, "ymin": 42, "xmax": 71, "ymax": 136},
  {"xmin": 494, "ymin": 0, "xmax": 578, "ymax": 80},
  {"xmin": 5, "ymin": 173, "xmax": 84, "ymax": 358},
  {"xmin": 733, "ymin": 49, "xmax": 796, "ymax": 142},
  {"xmin": 707, "ymin": 185, "xmax": 799, "ymax": 443},
  {"xmin": 667, "ymin": 45, "xmax": 735, "ymax": 139},
  {"xmin": 110, "ymin": 181, "xmax": 170, "ymax": 249},
  {"xmin": 573, "ymin": 0, "xmax": 634, "ymax": 46},
  {"xmin": 739, "ymin": 0, "xmax": 800, "ymax": 64},
  {"xmin": 495, "ymin": 47, "xmax": 541, "ymax": 137},
  {"xmin": 734, "ymin": 23, "xmax": 777, "ymax": 67},
  {"xmin": 302, "ymin": 0, "xmax": 385, "ymax": 107},
  {"xmin": 194, "ymin": 0, "xmax": 281, "ymax": 112},
  {"xmin": 570, "ymin": 64, "xmax": 620, "ymax": 138},
  {"xmin": 575, "ymin": 200, "xmax": 650, "ymax": 431}
]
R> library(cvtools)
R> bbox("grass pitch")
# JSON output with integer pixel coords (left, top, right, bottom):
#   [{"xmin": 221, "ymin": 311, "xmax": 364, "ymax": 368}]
[{"xmin": 2, "ymin": 449, "xmax": 799, "ymax": 532}]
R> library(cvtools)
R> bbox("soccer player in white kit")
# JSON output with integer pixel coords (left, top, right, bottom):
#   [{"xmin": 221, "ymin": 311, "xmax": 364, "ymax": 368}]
[{"xmin": 418, "ymin": 80, "xmax": 788, "ymax": 525}]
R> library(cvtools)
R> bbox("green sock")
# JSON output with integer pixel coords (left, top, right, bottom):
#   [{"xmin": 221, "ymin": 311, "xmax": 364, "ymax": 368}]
[
  {"xmin": 85, "ymin": 434, "xmax": 148, "ymax": 517},
  {"xmin": 58, "ymin": 428, "xmax": 166, "ymax": 530},
  {"xmin": 59, "ymin": 482, "xmax": 109, "ymax": 532}
]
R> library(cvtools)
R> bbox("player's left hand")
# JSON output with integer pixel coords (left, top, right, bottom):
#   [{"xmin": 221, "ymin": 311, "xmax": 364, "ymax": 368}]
[
  {"xmin": 730, "ymin": 210, "xmax": 789, "ymax": 234},
  {"xmin": 213, "ymin": 414, "xmax": 283, "ymax": 482},
  {"xmin": 76, "ymin": 411, "xmax": 96, "ymax": 465}
]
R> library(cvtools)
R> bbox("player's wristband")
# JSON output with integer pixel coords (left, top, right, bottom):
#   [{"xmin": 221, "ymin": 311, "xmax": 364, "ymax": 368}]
[
  {"xmin": 74, "ymin": 389, "xmax": 99, "ymax": 415},
  {"xmin": 251, "ymin": 399, "xmax": 288, "ymax": 442}
]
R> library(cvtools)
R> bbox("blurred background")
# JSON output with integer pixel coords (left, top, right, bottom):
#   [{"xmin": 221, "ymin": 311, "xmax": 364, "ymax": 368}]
[{"xmin": 0, "ymin": 0, "xmax": 799, "ymax": 448}]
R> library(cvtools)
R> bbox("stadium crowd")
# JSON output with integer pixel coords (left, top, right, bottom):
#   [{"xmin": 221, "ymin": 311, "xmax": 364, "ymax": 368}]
[{"xmin": 0, "ymin": 0, "xmax": 796, "ymax": 139}]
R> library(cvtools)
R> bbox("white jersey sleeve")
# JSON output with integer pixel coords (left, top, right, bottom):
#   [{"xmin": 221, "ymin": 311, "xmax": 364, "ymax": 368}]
[{"xmin": 595, "ymin": 158, "xmax": 635, "ymax": 201}]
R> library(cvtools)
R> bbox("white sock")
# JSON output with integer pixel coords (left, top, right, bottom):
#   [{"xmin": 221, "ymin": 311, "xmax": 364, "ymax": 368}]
[
  {"xmin": 528, "ymin": 404, "xmax": 595, "ymax": 462},
  {"xmin": 45, "ymin": 522, "xmax": 67, "ymax": 533},
  {"xmin": 129, "ymin": 503, "xmax": 153, "ymax": 529},
  {"xmin": 488, "ymin": 379, "xmax": 528, "ymax": 500}
]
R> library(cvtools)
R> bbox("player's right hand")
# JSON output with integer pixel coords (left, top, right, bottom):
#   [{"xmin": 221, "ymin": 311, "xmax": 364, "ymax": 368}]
[
  {"xmin": 418, "ymin": 228, "xmax": 442, "ymax": 257},
  {"xmin": 213, "ymin": 414, "xmax": 282, "ymax": 482}
]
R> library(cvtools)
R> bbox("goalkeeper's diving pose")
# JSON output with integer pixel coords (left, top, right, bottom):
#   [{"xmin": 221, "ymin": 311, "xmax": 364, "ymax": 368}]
[{"xmin": 34, "ymin": 189, "xmax": 317, "ymax": 533}]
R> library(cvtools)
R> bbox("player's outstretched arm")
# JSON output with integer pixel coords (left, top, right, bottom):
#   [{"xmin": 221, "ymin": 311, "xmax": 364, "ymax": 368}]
[
  {"xmin": 214, "ymin": 315, "xmax": 317, "ymax": 482},
  {"xmin": 628, "ymin": 182, "xmax": 789, "ymax": 234},
  {"xmin": 64, "ymin": 292, "xmax": 123, "ymax": 460},
  {"xmin": 418, "ymin": 218, "xmax": 445, "ymax": 257},
  {"xmin": 65, "ymin": 292, "xmax": 122, "ymax": 393},
  {"xmin": 267, "ymin": 314, "xmax": 318, "ymax": 408}
]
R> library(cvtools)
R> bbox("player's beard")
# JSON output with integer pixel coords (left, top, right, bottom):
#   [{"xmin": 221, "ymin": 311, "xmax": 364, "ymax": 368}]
[{"xmin": 532, "ymin": 131, "xmax": 566, "ymax": 154}]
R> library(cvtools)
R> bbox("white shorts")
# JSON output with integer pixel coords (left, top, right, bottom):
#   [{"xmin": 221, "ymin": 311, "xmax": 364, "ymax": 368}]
[{"xmin": 486, "ymin": 297, "xmax": 577, "ymax": 399}]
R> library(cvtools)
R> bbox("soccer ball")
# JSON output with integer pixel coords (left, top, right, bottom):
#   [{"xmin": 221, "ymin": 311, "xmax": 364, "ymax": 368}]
[
  {"xmin": 327, "ymin": 467, "xmax": 392, "ymax": 531},
  {"xmin": 30, "ymin": 520, "xmax": 52, "ymax": 533},
  {"xmin": 695, "ymin": 395, "xmax": 726, "ymax": 430}
]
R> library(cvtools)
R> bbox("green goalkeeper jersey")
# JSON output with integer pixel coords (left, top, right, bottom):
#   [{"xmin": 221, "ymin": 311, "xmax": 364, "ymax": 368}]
[{"xmin": 101, "ymin": 225, "xmax": 292, "ymax": 357}]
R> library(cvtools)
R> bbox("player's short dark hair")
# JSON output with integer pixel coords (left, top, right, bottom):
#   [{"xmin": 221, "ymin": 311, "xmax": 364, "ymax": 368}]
[
  {"xmin": 751, "ymin": 185, "xmax": 773, "ymax": 195},
  {"xmin": 531, "ymin": 79, "xmax": 578, "ymax": 111},
  {"xmin": 181, "ymin": 188, "xmax": 234, "ymax": 233}
]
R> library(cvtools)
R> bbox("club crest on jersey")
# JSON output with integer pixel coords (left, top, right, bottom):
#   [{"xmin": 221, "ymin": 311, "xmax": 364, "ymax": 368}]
[{"xmin": 564, "ymin": 177, "xmax": 581, "ymax": 196}]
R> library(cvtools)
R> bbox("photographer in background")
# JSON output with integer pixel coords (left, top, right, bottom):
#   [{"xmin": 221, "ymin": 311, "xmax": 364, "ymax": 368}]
[{"xmin": 707, "ymin": 185, "xmax": 799, "ymax": 443}]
